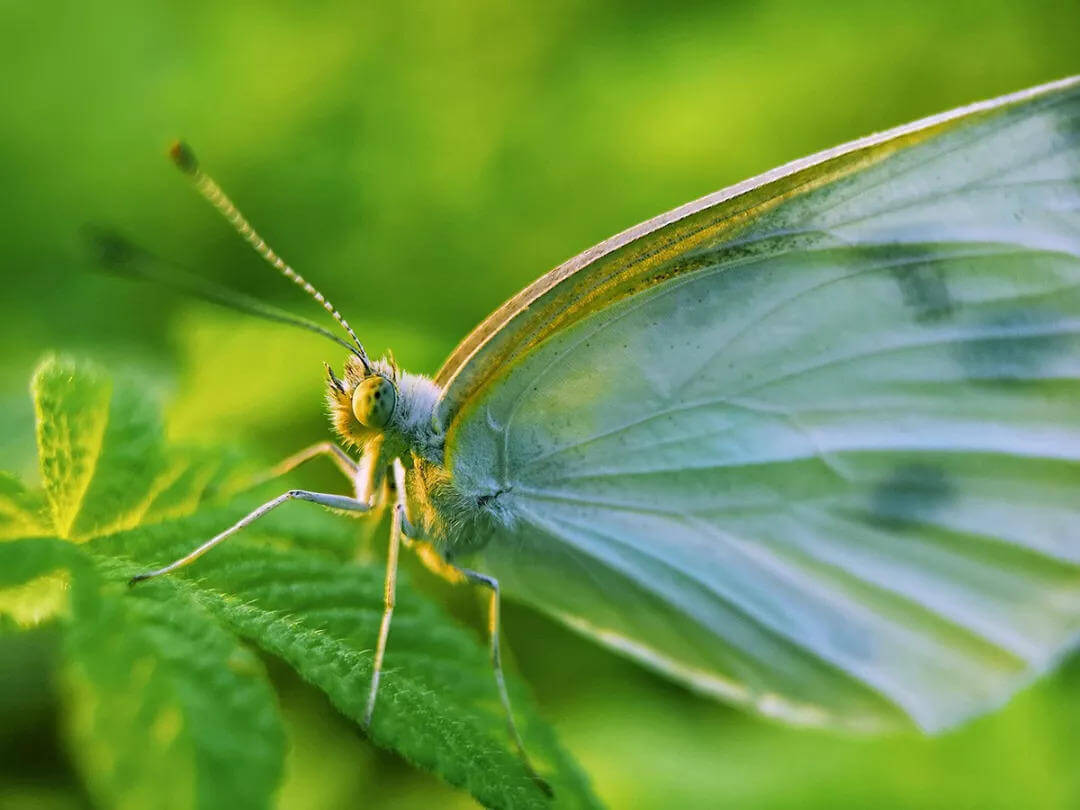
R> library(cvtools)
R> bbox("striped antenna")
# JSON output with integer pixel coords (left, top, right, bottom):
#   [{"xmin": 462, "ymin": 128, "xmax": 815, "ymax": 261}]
[{"xmin": 168, "ymin": 140, "xmax": 372, "ymax": 373}]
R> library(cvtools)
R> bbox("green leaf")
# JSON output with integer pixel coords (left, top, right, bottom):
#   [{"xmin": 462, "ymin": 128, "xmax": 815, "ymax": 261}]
[
  {"xmin": 0, "ymin": 537, "xmax": 79, "ymax": 588},
  {"xmin": 32, "ymin": 359, "xmax": 113, "ymax": 539},
  {"xmin": 33, "ymin": 358, "xmax": 170, "ymax": 541},
  {"xmin": 99, "ymin": 515, "xmax": 598, "ymax": 809},
  {"xmin": 0, "ymin": 538, "xmax": 78, "ymax": 627},
  {"xmin": 4, "ymin": 356, "xmax": 601, "ymax": 810},
  {"xmin": 63, "ymin": 555, "xmax": 283, "ymax": 810},
  {"xmin": 0, "ymin": 471, "xmax": 51, "ymax": 540}
]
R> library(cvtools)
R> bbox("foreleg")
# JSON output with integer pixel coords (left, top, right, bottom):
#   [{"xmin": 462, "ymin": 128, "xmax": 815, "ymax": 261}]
[{"xmin": 129, "ymin": 489, "xmax": 370, "ymax": 584}]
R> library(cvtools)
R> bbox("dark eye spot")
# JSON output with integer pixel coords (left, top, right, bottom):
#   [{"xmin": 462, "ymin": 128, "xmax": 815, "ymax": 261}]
[
  {"xmin": 374, "ymin": 391, "xmax": 381, "ymax": 400},
  {"xmin": 864, "ymin": 463, "xmax": 953, "ymax": 531}
]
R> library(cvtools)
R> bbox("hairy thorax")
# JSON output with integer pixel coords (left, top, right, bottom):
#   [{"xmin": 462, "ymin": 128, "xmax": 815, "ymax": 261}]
[{"xmin": 325, "ymin": 354, "xmax": 500, "ymax": 557}]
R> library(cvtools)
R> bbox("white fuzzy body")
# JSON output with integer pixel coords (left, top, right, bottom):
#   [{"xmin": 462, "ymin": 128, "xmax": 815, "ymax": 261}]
[{"xmin": 381, "ymin": 363, "xmax": 443, "ymax": 463}]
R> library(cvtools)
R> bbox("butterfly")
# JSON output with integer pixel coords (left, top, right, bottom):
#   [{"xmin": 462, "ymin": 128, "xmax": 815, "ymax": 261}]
[{"xmin": 123, "ymin": 75, "xmax": 1080, "ymax": 788}]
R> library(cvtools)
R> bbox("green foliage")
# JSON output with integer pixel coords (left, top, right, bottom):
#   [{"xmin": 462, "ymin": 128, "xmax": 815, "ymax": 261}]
[
  {"xmin": 4, "ymin": 4, "xmax": 1078, "ymax": 806},
  {"xmin": 64, "ymin": 557, "xmax": 283, "ymax": 810},
  {"xmin": 1, "ymin": 357, "xmax": 599, "ymax": 810}
]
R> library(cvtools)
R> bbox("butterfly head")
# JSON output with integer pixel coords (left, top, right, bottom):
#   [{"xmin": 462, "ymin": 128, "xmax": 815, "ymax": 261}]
[
  {"xmin": 325, "ymin": 353, "xmax": 400, "ymax": 446},
  {"xmin": 163, "ymin": 142, "xmax": 443, "ymax": 459}
]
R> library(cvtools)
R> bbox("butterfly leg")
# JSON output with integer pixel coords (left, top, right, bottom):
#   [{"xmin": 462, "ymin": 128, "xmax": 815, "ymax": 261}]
[
  {"xmin": 363, "ymin": 459, "xmax": 406, "ymax": 727},
  {"xmin": 266, "ymin": 441, "xmax": 358, "ymax": 481},
  {"xmin": 245, "ymin": 441, "xmax": 361, "ymax": 492},
  {"xmin": 247, "ymin": 440, "xmax": 386, "ymax": 507},
  {"xmin": 454, "ymin": 565, "xmax": 553, "ymax": 797},
  {"xmin": 128, "ymin": 489, "xmax": 370, "ymax": 585}
]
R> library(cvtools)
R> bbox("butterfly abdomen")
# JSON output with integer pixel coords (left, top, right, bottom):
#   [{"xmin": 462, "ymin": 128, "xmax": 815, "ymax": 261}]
[{"xmin": 406, "ymin": 453, "xmax": 517, "ymax": 558}]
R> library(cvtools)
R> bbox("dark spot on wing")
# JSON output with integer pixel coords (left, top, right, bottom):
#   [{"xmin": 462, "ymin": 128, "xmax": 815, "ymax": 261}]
[
  {"xmin": 865, "ymin": 463, "xmax": 954, "ymax": 530},
  {"xmin": 953, "ymin": 307, "xmax": 1069, "ymax": 386},
  {"xmin": 889, "ymin": 258, "xmax": 956, "ymax": 323},
  {"xmin": 836, "ymin": 242, "xmax": 959, "ymax": 324}
]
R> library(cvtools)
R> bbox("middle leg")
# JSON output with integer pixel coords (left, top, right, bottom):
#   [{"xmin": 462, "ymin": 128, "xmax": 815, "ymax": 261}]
[{"xmin": 363, "ymin": 458, "xmax": 407, "ymax": 727}]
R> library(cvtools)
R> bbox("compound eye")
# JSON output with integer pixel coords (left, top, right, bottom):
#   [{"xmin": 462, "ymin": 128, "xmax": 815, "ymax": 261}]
[{"xmin": 351, "ymin": 376, "xmax": 397, "ymax": 429}]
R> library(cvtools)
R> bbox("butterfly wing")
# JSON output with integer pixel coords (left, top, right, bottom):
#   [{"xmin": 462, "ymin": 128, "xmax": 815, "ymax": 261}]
[{"xmin": 437, "ymin": 77, "xmax": 1080, "ymax": 732}]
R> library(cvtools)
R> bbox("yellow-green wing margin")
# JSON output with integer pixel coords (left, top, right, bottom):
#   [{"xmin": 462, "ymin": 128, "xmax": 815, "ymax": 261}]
[
  {"xmin": 435, "ymin": 75, "xmax": 1080, "ymax": 429},
  {"xmin": 438, "ymin": 76, "xmax": 1080, "ymax": 732}
]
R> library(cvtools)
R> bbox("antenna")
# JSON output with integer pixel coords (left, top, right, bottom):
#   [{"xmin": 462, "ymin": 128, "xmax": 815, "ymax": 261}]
[
  {"xmin": 168, "ymin": 140, "xmax": 372, "ymax": 373},
  {"xmin": 84, "ymin": 226, "xmax": 365, "ymax": 357}
]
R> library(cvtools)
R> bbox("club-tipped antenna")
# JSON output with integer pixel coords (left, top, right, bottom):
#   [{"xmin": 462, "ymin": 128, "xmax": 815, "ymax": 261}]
[{"xmin": 169, "ymin": 140, "xmax": 372, "ymax": 373}]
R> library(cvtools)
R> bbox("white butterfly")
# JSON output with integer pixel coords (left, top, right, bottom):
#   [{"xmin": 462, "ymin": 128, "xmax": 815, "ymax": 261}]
[{"xmin": 133, "ymin": 75, "xmax": 1080, "ymax": 784}]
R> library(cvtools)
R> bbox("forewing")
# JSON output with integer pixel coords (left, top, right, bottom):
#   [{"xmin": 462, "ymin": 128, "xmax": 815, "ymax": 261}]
[{"xmin": 443, "ymin": 77, "xmax": 1080, "ymax": 731}]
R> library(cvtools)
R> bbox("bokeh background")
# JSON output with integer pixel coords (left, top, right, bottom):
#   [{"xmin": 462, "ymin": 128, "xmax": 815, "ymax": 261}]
[{"xmin": 3, "ymin": 1, "xmax": 1079, "ymax": 808}]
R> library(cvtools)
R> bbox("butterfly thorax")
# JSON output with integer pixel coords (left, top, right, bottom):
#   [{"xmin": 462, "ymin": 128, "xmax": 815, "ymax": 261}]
[{"xmin": 325, "ymin": 354, "xmax": 507, "ymax": 557}]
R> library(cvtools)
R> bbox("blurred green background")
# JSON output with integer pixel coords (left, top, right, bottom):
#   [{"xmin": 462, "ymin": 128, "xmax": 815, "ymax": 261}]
[{"xmin": 2, "ymin": 1, "xmax": 1079, "ymax": 808}]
